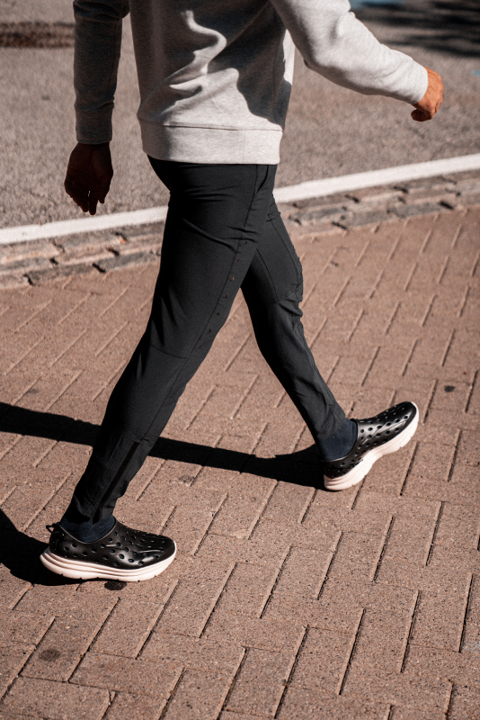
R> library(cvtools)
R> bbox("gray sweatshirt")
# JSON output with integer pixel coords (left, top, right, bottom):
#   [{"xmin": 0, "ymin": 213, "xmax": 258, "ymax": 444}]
[{"xmin": 73, "ymin": 0, "xmax": 428, "ymax": 164}]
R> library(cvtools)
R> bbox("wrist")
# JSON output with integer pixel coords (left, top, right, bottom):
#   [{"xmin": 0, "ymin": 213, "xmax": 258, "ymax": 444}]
[{"xmin": 77, "ymin": 141, "xmax": 110, "ymax": 148}]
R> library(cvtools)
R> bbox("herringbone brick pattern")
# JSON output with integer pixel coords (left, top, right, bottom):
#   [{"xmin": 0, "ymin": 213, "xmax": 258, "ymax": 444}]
[{"xmin": 0, "ymin": 202, "xmax": 479, "ymax": 719}]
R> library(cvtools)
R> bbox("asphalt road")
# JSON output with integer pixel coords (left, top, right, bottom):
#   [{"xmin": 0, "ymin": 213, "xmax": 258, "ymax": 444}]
[{"xmin": 1, "ymin": 0, "xmax": 479, "ymax": 228}]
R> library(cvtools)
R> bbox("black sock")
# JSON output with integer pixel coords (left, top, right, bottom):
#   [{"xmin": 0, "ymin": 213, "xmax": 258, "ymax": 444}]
[
  {"xmin": 59, "ymin": 510, "xmax": 116, "ymax": 543},
  {"xmin": 317, "ymin": 418, "xmax": 357, "ymax": 462}
]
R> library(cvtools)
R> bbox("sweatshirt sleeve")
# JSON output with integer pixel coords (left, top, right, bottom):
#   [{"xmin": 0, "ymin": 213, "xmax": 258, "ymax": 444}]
[
  {"xmin": 73, "ymin": 0, "xmax": 129, "ymax": 144},
  {"xmin": 269, "ymin": 0, "xmax": 428, "ymax": 104}
]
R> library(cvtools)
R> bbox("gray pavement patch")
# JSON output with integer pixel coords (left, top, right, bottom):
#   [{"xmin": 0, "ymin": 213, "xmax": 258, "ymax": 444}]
[
  {"xmin": 3, "ymin": 2, "xmax": 480, "ymax": 229},
  {"xmin": 353, "ymin": 0, "xmax": 480, "ymax": 59},
  {"xmin": 0, "ymin": 22, "xmax": 74, "ymax": 48}
]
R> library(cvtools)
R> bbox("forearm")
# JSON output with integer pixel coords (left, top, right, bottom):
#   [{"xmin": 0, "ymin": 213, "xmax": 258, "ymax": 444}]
[
  {"xmin": 270, "ymin": 0, "xmax": 428, "ymax": 104},
  {"xmin": 73, "ymin": 0, "xmax": 129, "ymax": 144}
]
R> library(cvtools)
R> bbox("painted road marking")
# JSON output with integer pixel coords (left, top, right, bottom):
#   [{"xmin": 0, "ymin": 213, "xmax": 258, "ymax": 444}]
[{"xmin": 1, "ymin": 153, "xmax": 480, "ymax": 246}]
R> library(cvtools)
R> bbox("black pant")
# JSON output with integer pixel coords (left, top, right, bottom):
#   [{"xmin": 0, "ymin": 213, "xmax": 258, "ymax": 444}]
[{"xmin": 70, "ymin": 161, "xmax": 345, "ymax": 520}]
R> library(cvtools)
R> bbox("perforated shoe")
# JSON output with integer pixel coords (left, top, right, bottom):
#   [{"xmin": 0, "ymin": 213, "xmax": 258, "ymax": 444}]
[
  {"xmin": 322, "ymin": 401, "xmax": 419, "ymax": 491},
  {"xmin": 40, "ymin": 520, "xmax": 176, "ymax": 582}
]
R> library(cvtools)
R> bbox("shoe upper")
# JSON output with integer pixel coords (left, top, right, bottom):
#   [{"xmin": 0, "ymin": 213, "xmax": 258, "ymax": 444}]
[
  {"xmin": 47, "ymin": 520, "xmax": 176, "ymax": 571},
  {"xmin": 322, "ymin": 401, "xmax": 417, "ymax": 480}
]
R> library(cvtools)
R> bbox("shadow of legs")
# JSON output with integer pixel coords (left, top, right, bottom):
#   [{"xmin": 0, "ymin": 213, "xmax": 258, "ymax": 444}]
[
  {"xmin": 0, "ymin": 402, "xmax": 325, "ymax": 485},
  {"xmin": 0, "ymin": 404, "xmax": 327, "ymax": 587}
]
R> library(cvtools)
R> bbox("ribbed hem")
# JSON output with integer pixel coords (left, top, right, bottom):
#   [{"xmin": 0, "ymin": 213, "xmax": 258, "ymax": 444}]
[
  {"xmin": 141, "ymin": 124, "xmax": 282, "ymax": 165},
  {"xmin": 408, "ymin": 63, "xmax": 429, "ymax": 105},
  {"xmin": 75, "ymin": 108, "xmax": 113, "ymax": 145}
]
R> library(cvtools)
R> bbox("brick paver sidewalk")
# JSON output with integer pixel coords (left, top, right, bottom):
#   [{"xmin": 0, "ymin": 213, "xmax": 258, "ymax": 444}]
[{"xmin": 0, "ymin": 198, "xmax": 479, "ymax": 719}]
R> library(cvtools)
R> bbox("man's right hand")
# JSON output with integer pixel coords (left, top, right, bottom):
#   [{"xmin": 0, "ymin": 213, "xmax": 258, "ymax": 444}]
[
  {"xmin": 64, "ymin": 142, "xmax": 113, "ymax": 215},
  {"xmin": 411, "ymin": 68, "xmax": 443, "ymax": 122}
]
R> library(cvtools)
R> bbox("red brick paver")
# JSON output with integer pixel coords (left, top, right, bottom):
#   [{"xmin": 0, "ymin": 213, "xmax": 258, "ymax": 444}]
[{"xmin": 0, "ymin": 200, "xmax": 479, "ymax": 718}]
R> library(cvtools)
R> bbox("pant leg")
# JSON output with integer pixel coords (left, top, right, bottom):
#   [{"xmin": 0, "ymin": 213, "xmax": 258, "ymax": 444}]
[
  {"xmin": 241, "ymin": 198, "xmax": 345, "ymax": 441},
  {"xmin": 69, "ymin": 161, "xmax": 277, "ymax": 520}
]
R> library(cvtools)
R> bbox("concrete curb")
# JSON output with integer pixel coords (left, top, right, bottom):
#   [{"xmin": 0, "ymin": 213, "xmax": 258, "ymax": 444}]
[{"xmin": 1, "ymin": 169, "xmax": 479, "ymax": 289}]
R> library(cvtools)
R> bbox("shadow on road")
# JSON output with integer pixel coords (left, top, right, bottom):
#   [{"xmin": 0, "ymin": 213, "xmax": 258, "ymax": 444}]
[{"xmin": 355, "ymin": 0, "xmax": 480, "ymax": 58}]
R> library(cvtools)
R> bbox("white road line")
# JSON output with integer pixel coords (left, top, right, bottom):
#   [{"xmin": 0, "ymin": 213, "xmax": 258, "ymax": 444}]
[
  {"xmin": 273, "ymin": 153, "xmax": 480, "ymax": 203},
  {"xmin": 0, "ymin": 206, "xmax": 169, "ymax": 246},
  {"xmin": 2, "ymin": 153, "xmax": 480, "ymax": 246}
]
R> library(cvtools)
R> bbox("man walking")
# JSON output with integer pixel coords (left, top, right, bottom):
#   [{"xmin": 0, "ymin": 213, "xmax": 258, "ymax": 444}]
[{"xmin": 41, "ymin": 0, "xmax": 443, "ymax": 582}]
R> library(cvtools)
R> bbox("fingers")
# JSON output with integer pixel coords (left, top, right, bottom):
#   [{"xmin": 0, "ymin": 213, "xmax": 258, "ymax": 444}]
[
  {"xmin": 88, "ymin": 193, "xmax": 99, "ymax": 215},
  {"xmin": 64, "ymin": 174, "xmax": 90, "ymax": 213},
  {"xmin": 64, "ymin": 176, "xmax": 106, "ymax": 215},
  {"xmin": 411, "ymin": 106, "xmax": 434, "ymax": 123},
  {"xmin": 86, "ymin": 183, "xmax": 110, "ymax": 215},
  {"xmin": 411, "ymin": 110, "xmax": 433, "ymax": 122}
]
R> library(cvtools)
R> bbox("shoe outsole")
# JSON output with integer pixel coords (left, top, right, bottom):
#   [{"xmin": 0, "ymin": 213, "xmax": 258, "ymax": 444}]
[
  {"xmin": 40, "ymin": 543, "xmax": 176, "ymax": 582},
  {"xmin": 323, "ymin": 403, "xmax": 419, "ymax": 491}
]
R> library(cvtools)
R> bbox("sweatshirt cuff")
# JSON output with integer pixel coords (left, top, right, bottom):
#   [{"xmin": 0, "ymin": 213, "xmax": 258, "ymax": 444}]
[
  {"xmin": 75, "ymin": 109, "xmax": 113, "ymax": 144},
  {"xmin": 402, "ymin": 62, "xmax": 429, "ymax": 105}
]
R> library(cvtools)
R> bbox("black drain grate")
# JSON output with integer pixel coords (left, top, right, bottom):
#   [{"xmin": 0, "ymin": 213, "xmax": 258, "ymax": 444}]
[{"xmin": 0, "ymin": 22, "xmax": 75, "ymax": 48}]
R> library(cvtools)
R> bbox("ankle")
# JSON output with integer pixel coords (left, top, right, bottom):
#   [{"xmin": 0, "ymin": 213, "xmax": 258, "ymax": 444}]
[
  {"xmin": 59, "ymin": 514, "xmax": 116, "ymax": 543},
  {"xmin": 317, "ymin": 418, "xmax": 357, "ymax": 463}
]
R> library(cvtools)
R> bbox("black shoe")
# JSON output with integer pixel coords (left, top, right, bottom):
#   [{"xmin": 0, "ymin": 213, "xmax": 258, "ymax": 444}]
[
  {"xmin": 40, "ymin": 520, "xmax": 176, "ymax": 582},
  {"xmin": 322, "ymin": 401, "xmax": 419, "ymax": 491}
]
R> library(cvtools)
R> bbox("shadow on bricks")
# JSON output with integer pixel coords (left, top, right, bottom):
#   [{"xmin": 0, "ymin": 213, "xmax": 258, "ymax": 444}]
[
  {"xmin": 0, "ymin": 401, "xmax": 326, "ymax": 489},
  {"xmin": 0, "ymin": 508, "xmax": 79, "ymax": 587}
]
